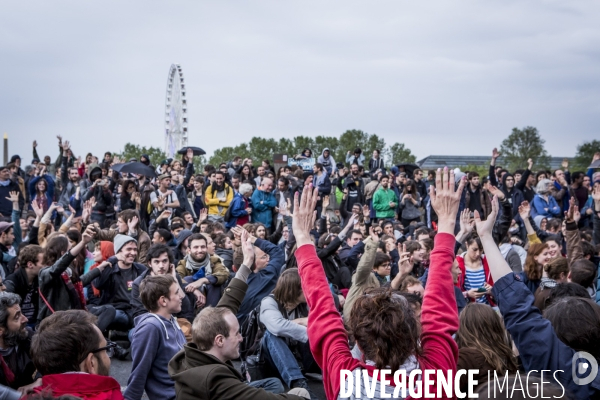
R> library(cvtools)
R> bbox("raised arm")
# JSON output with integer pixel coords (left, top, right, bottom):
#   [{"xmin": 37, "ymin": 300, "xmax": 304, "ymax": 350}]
[{"xmin": 564, "ymin": 197, "xmax": 583, "ymax": 266}]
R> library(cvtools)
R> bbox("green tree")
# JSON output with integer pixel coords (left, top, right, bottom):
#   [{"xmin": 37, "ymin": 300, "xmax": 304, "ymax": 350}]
[
  {"xmin": 113, "ymin": 143, "xmax": 167, "ymax": 168},
  {"xmin": 385, "ymin": 142, "xmax": 417, "ymax": 167},
  {"xmin": 461, "ymin": 164, "xmax": 490, "ymax": 178},
  {"xmin": 573, "ymin": 140, "xmax": 600, "ymax": 171},
  {"xmin": 499, "ymin": 126, "xmax": 550, "ymax": 171}
]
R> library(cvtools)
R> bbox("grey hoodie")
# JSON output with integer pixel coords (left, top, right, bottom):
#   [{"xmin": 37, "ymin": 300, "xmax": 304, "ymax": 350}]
[
  {"xmin": 125, "ymin": 313, "xmax": 186, "ymax": 400},
  {"xmin": 318, "ymin": 148, "xmax": 336, "ymax": 175}
]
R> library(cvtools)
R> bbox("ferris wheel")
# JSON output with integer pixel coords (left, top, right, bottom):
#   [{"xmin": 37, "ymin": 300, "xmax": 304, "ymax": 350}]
[{"xmin": 164, "ymin": 64, "xmax": 188, "ymax": 158}]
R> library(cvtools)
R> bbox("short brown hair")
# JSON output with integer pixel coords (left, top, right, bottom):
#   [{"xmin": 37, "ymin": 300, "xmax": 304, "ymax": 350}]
[
  {"xmin": 18, "ymin": 245, "xmax": 43, "ymax": 268},
  {"xmin": 139, "ymin": 275, "xmax": 176, "ymax": 313},
  {"xmin": 544, "ymin": 257, "xmax": 569, "ymax": 281},
  {"xmin": 192, "ymin": 307, "xmax": 232, "ymax": 351},
  {"xmin": 273, "ymin": 269, "xmax": 303, "ymax": 309},
  {"xmin": 400, "ymin": 276, "xmax": 422, "ymax": 293},
  {"xmin": 31, "ymin": 310, "xmax": 99, "ymax": 375},
  {"xmin": 118, "ymin": 209, "xmax": 139, "ymax": 226},
  {"xmin": 405, "ymin": 241, "xmax": 422, "ymax": 255}
]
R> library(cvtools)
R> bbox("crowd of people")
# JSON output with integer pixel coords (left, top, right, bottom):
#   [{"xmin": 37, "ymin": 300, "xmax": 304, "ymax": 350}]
[{"xmin": 0, "ymin": 136, "xmax": 599, "ymax": 400}]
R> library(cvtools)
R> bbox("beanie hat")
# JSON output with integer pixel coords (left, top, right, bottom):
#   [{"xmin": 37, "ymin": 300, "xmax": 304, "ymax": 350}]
[
  {"xmin": 10, "ymin": 155, "xmax": 20, "ymax": 163},
  {"xmin": 114, "ymin": 234, "xmax": 137, "ymax": 254}
]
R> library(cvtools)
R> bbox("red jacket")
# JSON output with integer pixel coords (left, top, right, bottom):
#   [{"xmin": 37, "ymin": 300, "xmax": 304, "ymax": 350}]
[
  {"xmin": 296, "ymin": 232, "xmax": 459, "ymax": 400},
  {"xmin": 456, "ymin": 254, "xmax": 496, "ymax": 306},
  {"xmin": 32, "ymin": 373, "xmax": 123, "ymax": 400}
]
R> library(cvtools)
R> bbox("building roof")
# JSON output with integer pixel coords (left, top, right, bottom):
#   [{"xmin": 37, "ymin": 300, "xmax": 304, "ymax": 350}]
[{"xmin": 416, "ymin": 155, "xmax": 573, "ymax": 171}]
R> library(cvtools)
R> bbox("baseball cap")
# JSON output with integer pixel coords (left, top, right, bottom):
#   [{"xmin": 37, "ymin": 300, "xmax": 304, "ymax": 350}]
[{"xmin": 0, "ymin": 221, "xmax": 14, "ymax": 234}]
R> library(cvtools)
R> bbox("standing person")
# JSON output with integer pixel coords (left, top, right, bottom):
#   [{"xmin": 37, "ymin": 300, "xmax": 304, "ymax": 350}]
[
  {"xmin": 462, "ymin": 172, "xmax": 491, "ymax": 220},
  {"xmin": 0, "ymin": 166, "xmax": 23, "ymax": 218},
  {"xmin": 372, "ymin": 175, "xmax": 397, "ymax": 221},
  {"xmin": 531, "ymin": 180, "xmax": 561, "ymax": 219},
  {"xmin": 0, "ymin": 292, "xmax": 38, "ymax": 391},
  {"xmin": 515, "ymin": 158, "xmax": 536, "ymax": 203},
  {"xmin": 151, "ymin": 174, "xmax": 180, "ymax": 220},
  {"xmin": 31, "ymin": 310, "xmax": 124, "ymax": 399},
  {"xmin": 251, "ymin": 178, "xmax": 277, "ymax": 232},
  {"xmin": 294, "ymin": 168, "xmax": 463, "ymax": 400},
  {"xmin": 340, "ymin": 163, "xmax": 365, "ymax": 214},
  {"xmin": 226, "ymin": 183, "xmax": 253, "ymax": 229},
  {"xmin": 205, "ymin": 171, "xmax": 233, "ymax": 223},
  {"xmin": 398, "ymin": 179, "xmax": 422, "ymax": 226},
  {"xmin": 27, "ymin": 170, "xmax": 55, "ymax": 214},
  {"xmin": 367, "ymin": 149, "xmax": 384, "ymax": 174},
  {"xmin": 125, "ymin": 275, "xmax": 186, "ymax": 400},
  {"xmin": 413, "ymin": 169, "xmax": 428, "ymax": 200},
  {"xmin": 317, "ymin": 148, "xmax": 336, "ymax": 175},
  {"xmin": 56, "ymin": 141, "xmax": 80, "ymax": 210}
]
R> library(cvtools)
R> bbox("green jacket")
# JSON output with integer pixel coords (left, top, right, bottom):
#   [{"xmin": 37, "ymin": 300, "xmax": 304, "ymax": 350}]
[
  {"xmin": 372, "ymin": 187, "xmax": 398, "ymax": 219},
  {"xmin": 168, "ymin": 278, "xmax": 305, "ymax": 400}
]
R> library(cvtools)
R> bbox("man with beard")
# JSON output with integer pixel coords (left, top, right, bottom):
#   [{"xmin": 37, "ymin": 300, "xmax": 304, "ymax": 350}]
[
  {"xmin": 205, "ymin": 171, "xmax": 233, "ymax": 223},
  {"xmin": 372, "ymin": 175, "xmax": 398, "ymax": 221},
  {"xmin": 339, "ymin": 163, "xmax": 365, "ymax": 215},
  {"xmin": 125, "ymin": 275, "xmax": 186, "ymax": 400},
  {"xmin": 92, "ymin": 235, "xmax": 147, "ymax": 336},
  {"xmin": 461, "ymin": 172, "xmax": 491, "ymax": 220},
  {"xmin": 131, "ymin": 244, "xmax": 198, "ymax": 323},
  {"xmin": 0, "ymin": 292, "xmax": 37, "ymax": 391},
  {"xmin": 57, "ymin": 141, "xmax": 80, "ymax": 210},
  {"xmin": 176, "ymin": 234, "xmax": 229, "ymax": 308},
  {"xmin": 31, "ymin": 310, "xmax": 124, "ymax": 399},
  {"xmin": 5, "ymin": 246, "xmax": 44, "ymax": 328}
]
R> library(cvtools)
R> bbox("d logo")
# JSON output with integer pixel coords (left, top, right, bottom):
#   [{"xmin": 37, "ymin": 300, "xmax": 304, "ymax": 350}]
[{"xmin": 572, "ymin": 352, "xmax": 598, "ymax": 385}]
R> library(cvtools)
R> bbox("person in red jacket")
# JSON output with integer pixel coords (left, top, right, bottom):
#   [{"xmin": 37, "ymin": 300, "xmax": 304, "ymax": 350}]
[
  {"xmin": 293, "ymin": 167, "xmax": 464, "ymax": 400},
  {"xmin": 30, "ymin": 310, "xmax": 124, "ymax": 400}
]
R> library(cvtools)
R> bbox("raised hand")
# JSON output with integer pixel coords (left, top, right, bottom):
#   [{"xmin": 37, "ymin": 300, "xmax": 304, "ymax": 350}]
[
  {"xmin": 527, "ymin": 158, "xmax": 533, "ymax": 170},
  {"xmin": 33, "ymin": 140, "xmax": 38, "ymax": 148},
  {"xmin": 82, "ymin": 200, "xmax": 92, "ymax": 222},
  {"xmin": 82, "ymin": 225, "xmax": 97, "ymax": 244},
  {"xmin": 62, "ymin": 141, "xmax": 70, "ymax": 152},
  {"xmin": 345, "ymin": 213, "xmax": 359, "ymax": 230},
  {"xmin": 368, "ymin": 226, "xmax": 380, "ymax": 243},
  {"xmin": 474, "ymin": 196, "xmax": 499, "ymax": 239},
  {"xmin": 5, "ymin": 191, "xmax": 19, "ymax": 206},
  {"xmin": 362, "ymin": 204, "xmax": 370, "ymax": 218},
  {"xmin": 31, "ymin": 201, "xmax": 44, "ymax": 218},
  {"xmin": 68, "ymin": 205, "xmax": 77, "ymax": 216},
  {"xmin": 561, "ymin": 158, "xmax": 569, "ymax": 169},
  {"xmin": 230, "ymin": 225, "xmax": 246, "ymax": 240},
  {"xmin": 292, "ymin": 184, "xmax": 318, "ymax": 246},
  {"xmin": 186, "ymin": 148, "xmax": 194, "ymax": 161},
  {"xmin": 241, "ymin": 229, "xmax": 255, "ymax": 267},
  {"xmin": 459, "ymin": 208, "xmax": 473, "ymax": 235},
  {"xmin": 487, "ymin": 185, "xmax": 505, "ymax": 200},
  {"xmin": 492, "ymin": 148, "xmax": 501, "ymax": 159},
  {"xmin": 518, "ymin": 201, "xmax": 531, "ymax": 220},
  {"xmin": 322, "ymin": 195, "xmax": 330, "ymax": 209},
  {"xmin": 128, "ymin": 215, "xmax": 139, "ymax": 232},
  {"xmin": 199, "ymin": 208, "xmax": 208, "ymax": 222},
  {"xmin": 397, "ymin": 243, "xmax": 412, "ymax": 276},
  {"xmin": 429, "ymin": 167, "xmax": 465, "ymax": 234},
  {"xmin": 565, "ymin": 197, "xmax": 580, "ymax": 223}
]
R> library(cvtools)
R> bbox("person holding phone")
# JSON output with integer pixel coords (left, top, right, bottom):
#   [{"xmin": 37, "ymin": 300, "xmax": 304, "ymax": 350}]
[{"xmin": 456, "ymin": 233, "xmax": 495, "ymax": 305}]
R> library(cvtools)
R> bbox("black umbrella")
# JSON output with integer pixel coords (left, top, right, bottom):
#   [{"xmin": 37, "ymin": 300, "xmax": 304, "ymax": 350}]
[
  {"xmin": 112, "ymin": 162, "xmax": 157, "ymax": 178},
  {"xmin": 395, "ymin": 163, "xmax": 420, "ymax": 177},
  {"xmin": 178, "ymin": 146, "xmax": 206, "ymax": 156}
]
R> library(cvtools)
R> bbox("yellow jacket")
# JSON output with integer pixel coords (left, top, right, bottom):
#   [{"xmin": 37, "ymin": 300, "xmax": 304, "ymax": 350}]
[{"xmin": 204, "ymin": 184, "xmax": 233, "ymax": 216}]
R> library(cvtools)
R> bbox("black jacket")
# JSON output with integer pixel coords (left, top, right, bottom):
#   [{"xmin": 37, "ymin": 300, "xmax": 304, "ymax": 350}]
[
  {"xmin": 5, "ymin": 268, "xmax": 39, "ymax": 320},
  {"xmin": 92, "ymin": 257, "xmax": 147, "ymax": 317},
  {"xmin": 0, "ymin": 328, "xmax": 36, "ymax": 389}
]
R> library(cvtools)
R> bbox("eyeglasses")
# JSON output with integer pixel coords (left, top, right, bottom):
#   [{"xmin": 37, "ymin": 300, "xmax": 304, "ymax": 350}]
[{"xmin": 80, "ymin": 341, "xmax": 117, "ymax": 363}]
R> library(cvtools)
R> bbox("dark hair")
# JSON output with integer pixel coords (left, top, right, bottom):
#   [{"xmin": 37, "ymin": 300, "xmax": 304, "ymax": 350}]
[
  {"xmin": 214, "ymin": 233, "xmax": 229, "ymax": 249},
  {"xmin": 272, "ymin": 269, "xmax": 304, "ymax": 309},
  {"xmin": 347, "ymin": 230, "xmax": 363, "ymax": 241},
  {"xmin": 402, "ymin": 179, "xmax": 418, "ymax": 200},
  {"xmin": 348, "ymin": 287, "xmax": 421, "ymax": 371},
  {"xmin": 146, "ymin": 244, "xmax": 174, "ymax": 265},
  {"xmin": 374, "ymin": 252, "xmax": 391, "ymax": 268},
  {"xmin": 31, "ymin": 310, "xmax": 100, "ymax": 375},
  {"xmin": 0, "ymin": 293, "xmax": 22, "ymax": 331},
  {"xmin": 18, "ymin": 245, "xmax": 44, "ymax": 268},
  {"xmin": 405, "ymin": 241, "xmax": 422, "ymax": 255},
  {"xmin": 570, "ymin": 259, "xmax": 596, "ymax": 289},
  {"xmin": 192, "ymin": 307, "xmax": 232, "ymax": 351},
  {"xmin": 571, "ymin": 171, "xmax": 584, "ymax": 181},
  {"xmin": 155, "ymin": 228, "xmax": 173, "ymax": 243},
  {"xmin": 546, "ymin": 282, "xmax": 591, "ymax": 308},
  {"xmin": 188, "ymin": 233, "xmax": 207, "ymax": 247},
  {"xmin": 140, "ymin": 275, "xmax": 177, "ymax": 313},
  {"xmin": 43, "ymin": 236, "xmax": 69, "ymax": 266},
  {"xmin": 544, "ymin": 257, "xmax": 569, "ymax": 281},
  {"xmin": 400, "ymin": 276, "xmax": 422, "ymax": 293},
  {"xmin": 467, "ymin": 171, "xmax": 480, "ymax": 180},
  {"xmin": 581, "ymin": 241, "xmax": 595, "ymax": 260},
  {"xmin": 118, "ymin": 209, "xmax": 140, "ymax": 227},
  {"xmin": 171, "ymin": 222, "xmax": 184, "ymax": 232},
  {"xmin": 544, "ymin": 297, "xmax": 600, "ymax": 360}
]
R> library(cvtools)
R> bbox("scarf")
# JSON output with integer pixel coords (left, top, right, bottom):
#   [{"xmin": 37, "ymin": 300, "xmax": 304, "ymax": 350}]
[
  {"xmin": 0, "ymin": 180, "xmax": 10, "ymax": 187},
  {"xmin": 61, "ymin": 268, "xmax": 86, "ymax": 311},
  {"xmin": 186, "ymin": 254, "xmax": 211, "ymax": 274},
  {"xmin": 539, "ymin": 277, "xmax": 557, "ymax": 290},
  {"xmin": 211, "ymin": 182, "xmax": 226, "ymax": 195},
  {"xmin": 0, "ymin": 353, "xmax": 14, "ymax": 385}
]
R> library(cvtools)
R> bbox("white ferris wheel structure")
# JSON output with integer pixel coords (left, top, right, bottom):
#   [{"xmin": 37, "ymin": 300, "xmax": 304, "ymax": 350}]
[{"xmin": 164, "ymin": 64, "xmax": 188, "ymax": 158}]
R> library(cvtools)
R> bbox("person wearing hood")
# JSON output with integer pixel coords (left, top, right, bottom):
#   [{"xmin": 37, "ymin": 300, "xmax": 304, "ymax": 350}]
[
  {"xmin": 176, "ymin": 234, "xmax": 229, "ymax": 307},
  {"xmin": 317, "ymin": 148, "xmax": 336, "ymax": 175},
  {"xmin": 80, "ymin": 164, "xmax": 114, "ymax": 226},
  {"xmin": 0, "ymin": 166, "xmax": 23, "ymax": 218},
  {"xmin": 498, "ymin": 172, "xmax": 524, "ymax": 219},
  {"xmin": 125, "ymin": 274, "xmax": 186, "ymax": 400}
]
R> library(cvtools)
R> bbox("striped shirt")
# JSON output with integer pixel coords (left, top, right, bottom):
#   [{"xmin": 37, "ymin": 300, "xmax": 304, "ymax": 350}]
[{"xmin": 464, "ymin": 266, "xmax": 488, "ymax": 304}]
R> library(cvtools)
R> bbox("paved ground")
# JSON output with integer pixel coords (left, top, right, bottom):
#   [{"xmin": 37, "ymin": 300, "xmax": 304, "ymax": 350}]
[{"xmin": 110, "ymin": 358, "xmax": 326, "ymax": 399}]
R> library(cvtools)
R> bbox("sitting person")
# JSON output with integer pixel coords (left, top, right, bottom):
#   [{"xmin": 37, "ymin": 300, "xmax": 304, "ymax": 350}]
[
  {"xmin": 260, "ymin": 269, "xmax": 319, "ymax": 392},
  {"xmin": 168, "ymin": 230, "xmax": 309, "ymax": 399},
  {"xmin": 177, "ymin": 234, "xmax": 229, "ymax": 307},
  {"xmin": 30, "ymin": 310, "xmax": 124, "ymax": 399}
]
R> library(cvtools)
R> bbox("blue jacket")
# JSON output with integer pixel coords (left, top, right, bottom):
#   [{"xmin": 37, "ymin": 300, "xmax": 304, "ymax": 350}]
[
  {"xmin": 125, "ymin": 313, "xmax": 186, "ymax": 400},
  {"xmin": 251, "ymin": 190, "xmax": 277, "ymax": 228},
  {"xmin": 225, "ymin": 192, "xmax": 249, "ymax": 229},
  {"xmin": 531, "ymin": 194, "xmax": 561, "ymax": 219},
  {"xmin": 236, "ymin": 238, "xmax": 284, "ymax": 323},
  {"xmin": 493, "ymin": 273, "xmax": 600, "ymax": 398},
  {"xmin": 313, "ymin": 172, "xmax": 332, "ymax": 197}
]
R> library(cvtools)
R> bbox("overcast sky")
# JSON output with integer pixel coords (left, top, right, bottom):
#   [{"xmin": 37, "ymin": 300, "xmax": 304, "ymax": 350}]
[{"xmin": 1, "ymin": 0, "xmax": 599, "ymax": 164}]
